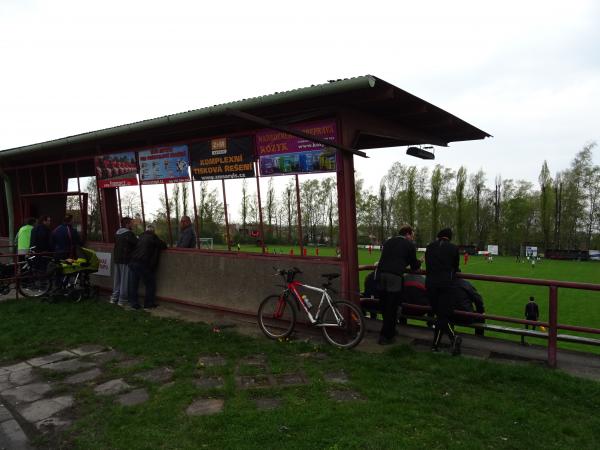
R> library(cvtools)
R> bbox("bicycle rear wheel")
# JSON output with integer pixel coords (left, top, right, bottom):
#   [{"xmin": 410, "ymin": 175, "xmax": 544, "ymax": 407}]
[
  {"xmin": 320, "ymin": 301, "xmax": 365, "ymax": 349},
  {"xmin": 258, "ymin": 294, "xmax": 297, "ymax": 340}
]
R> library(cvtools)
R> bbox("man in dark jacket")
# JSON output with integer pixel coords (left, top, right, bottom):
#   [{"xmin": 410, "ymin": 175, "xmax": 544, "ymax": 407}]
[
  {"xmin": 128, "ymin": 224, "xmax": 167, "ymax": 309},
  {"xmin": 176, "ymin": 216, "xmax": 196, "ymax": 248},
  {"xmin": 521, "ymin": 296, "xmax": 540, "ymax": 345},
  {"xmin": 111, "ymin": 217, "xmax": 138, "ymax": 306},
  {"xmin": 376, "ymin": 225, "xmax": 421, "ymax": 344},
  {"xmin": 425, "ymin": 228, "xmax": 461, "ymax": 355},
  {"xmin": 51, "ymin": 215, "xmax": 82, "ymax": 260},
  {"xmin": 30, "ymin": 215, "xmax": 52, "ymax": 253},
  {"xmin": 452, "ymin": 278, "xmax": 485, "ymax": 336}
]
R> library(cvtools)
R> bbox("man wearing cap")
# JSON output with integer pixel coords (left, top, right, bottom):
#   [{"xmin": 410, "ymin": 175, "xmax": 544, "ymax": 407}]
[{"xmin": 425, "ymin": 228, "xmax": 462, "ymax": 355}]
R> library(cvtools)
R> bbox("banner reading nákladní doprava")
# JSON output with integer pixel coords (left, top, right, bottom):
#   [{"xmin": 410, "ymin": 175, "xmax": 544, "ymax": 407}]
[
  {"xmin": 189, "ymin": 136, "xmax": 255, "ymax": 181},
  {"xmin": 138, "ymin": 145, "xmax": 190, "ymax": 184},
  {"xmin": 256, "ymin": 119, "xmax": 337, "ymax": 176},
  {"xmin": 95, "ymin": 152, "xmax": 138, "ymax": 188}
]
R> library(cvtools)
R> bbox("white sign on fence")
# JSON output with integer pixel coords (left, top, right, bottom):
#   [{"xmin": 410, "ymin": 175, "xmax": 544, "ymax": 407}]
[
  {"xmin": 487, "ymin": 245, "xmax": 499, "ymax": 255},
  {"xmin": 95, "ymin": 252, "xmax": 112, "ymax": 277}
]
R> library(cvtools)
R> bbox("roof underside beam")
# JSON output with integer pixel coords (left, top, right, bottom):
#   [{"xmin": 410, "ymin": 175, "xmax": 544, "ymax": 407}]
[{"xmin": 225, "ymin": 108, "xmax": 368, "ymax": 158}]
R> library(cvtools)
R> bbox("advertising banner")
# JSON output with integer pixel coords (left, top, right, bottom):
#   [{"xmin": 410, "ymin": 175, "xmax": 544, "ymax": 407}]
[
  {"xmin": 256, "ymin": 119, "xmax": 337, "ymax": 176},
  {"xmin": 487, "ymin": 244, "xmax": 499, "ymax": 255},
  {"xmin": 95, "ymin": 252, "xmax": 111, "ymax": 276},
  {"xmin": 138, "ymin": 145, "xmax": 190, "ymax": 184},
  {"xmin": 525, "ymin": 246, "xmax": 538, "ymax": 257},
  {"xmin": 95, "ymin": 152, "xmax": 138, "ymax": 188},
  {"xmin": 190, "ymin": 136, "xmax": 255, "ymax": 181}
]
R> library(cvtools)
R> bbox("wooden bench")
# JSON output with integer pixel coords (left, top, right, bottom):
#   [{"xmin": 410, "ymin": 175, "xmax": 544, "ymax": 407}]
[{"xmin": 401, "ymin": 314, "xmax": 600, "ymax": 346}]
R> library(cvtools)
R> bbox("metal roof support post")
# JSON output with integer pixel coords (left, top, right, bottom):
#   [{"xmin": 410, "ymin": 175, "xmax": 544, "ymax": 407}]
[
  {"xmin": 337, "ymin": 118, "xmax": 360, "ymax": 305},
  {"xmin": 294, "ymin": 174, "xmax": 303, "ymax": 256},
  {"xmin": 164, "ymin": 183, "xmax": 173, "ymax": 246},
  {"xmin": 222, "ymin": 179, "xmax": 231, "ymax": 251},
  {"xmin": 255, "ymin": 162, "xmax": 266, "ymax": 254},
  {"xmin": 190, "ymin": 179, "xmax": 200, "ymax": 247},
  {"xmin": 0, "ymin": 168, "xmax": 15, "ymax": 242},
  {"xmin": 548, "ymin": 285, "xmax": 558, "ymax": 368}
]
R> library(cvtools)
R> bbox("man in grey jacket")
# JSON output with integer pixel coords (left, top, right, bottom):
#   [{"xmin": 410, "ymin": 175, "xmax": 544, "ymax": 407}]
[
  {"xmin": 176, "ymin": 216, "xmax": 196, "ymax": 248},
  {"xmin": 111, "ymin": 217, "xmax": 138, "ymax": 305}
]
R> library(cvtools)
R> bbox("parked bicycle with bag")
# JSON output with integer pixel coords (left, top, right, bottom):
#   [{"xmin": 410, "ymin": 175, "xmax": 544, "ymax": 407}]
[{"xmin": 258, "ymin": 267, "xmax": 365, "ymax": 349}]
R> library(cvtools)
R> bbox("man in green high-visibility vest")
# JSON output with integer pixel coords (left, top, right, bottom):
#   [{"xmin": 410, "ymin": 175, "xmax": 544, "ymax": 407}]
[{"xmin": 15, "ymin": 218, "xmax": 36, "ymax": 255}]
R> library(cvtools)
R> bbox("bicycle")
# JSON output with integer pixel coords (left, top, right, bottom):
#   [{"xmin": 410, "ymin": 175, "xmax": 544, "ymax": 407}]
[
  {"xmin": 0, "ymin": 252, "xmax": 53, "ymax": 298},
  {"xmin": 257, "ymin": 267, "xmax": 365, "ymax": 349}
]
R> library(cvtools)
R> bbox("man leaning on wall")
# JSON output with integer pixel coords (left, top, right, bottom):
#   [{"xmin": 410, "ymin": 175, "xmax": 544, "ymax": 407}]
[
  {"xmin": 176, "ymin": 216, "xmax": 196, "ymax": 248},
  {"xmin": 111, "ymin": 217, "xmax": 137, "ymax": 307}
]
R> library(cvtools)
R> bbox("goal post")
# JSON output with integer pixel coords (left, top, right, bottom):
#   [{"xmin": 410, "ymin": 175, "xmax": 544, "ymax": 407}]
[{"xmin": 198, "ymin": 238, "xmax": 214, "ymax": 249}]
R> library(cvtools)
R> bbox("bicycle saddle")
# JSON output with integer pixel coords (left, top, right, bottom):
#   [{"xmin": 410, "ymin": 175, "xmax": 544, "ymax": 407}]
[{"xmin": 321, "ymin": 273, "xmax": 340, "ymax": 280}]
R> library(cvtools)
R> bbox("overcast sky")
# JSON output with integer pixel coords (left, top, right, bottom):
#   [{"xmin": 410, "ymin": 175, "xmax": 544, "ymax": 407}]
[{"xmin": 1, "ymin": 0, "xmax": 599, "ymax": 219}]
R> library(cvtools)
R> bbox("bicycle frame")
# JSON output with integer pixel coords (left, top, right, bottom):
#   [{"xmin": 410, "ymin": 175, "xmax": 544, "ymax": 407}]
[{"xmin": 283, "ymin": 280, "xmax": 344, "ymax": 326}]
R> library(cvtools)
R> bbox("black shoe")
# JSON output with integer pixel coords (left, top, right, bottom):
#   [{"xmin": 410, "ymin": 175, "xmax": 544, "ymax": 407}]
[
  {"xmin": 378, "ymin": 336, "xmax": 395, "ymax": 346},
  {"xmin": 452, "ymin": 336, "xmax": 462, "ymax": 356},
  {"xmin": 143, "ymin": 304, "xmax": 158, "ymax": 309},
  {"xmin": 130, "ymin": 304, "xmax": 141, "ymax": 310}
]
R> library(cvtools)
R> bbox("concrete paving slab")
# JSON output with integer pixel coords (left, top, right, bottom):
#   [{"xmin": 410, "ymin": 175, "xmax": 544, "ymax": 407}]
[
  {"xmin": 239, "ymin": 354, "xmax": 268, "ymax": 366},
  {"xmin": 69, "ymin": 344, "xmax": 106, "ymax": 356},
  {"xmin": 115, "ymin": 358, "xmax": 144, "ymax": 369},
  {"xmin": 254, "ymin": 397, "xmax": 282, "ymax": 410},
  {"xmin": 328, "ymin": 389, "xmax": 364, "ymax": 402},
  {"xmin": 236, "ymin": 375, "xmax": 272, "ymax": 389},
  {"xmin": 323, "ymin": 370, "xmax": 349, "ymax": 384},
  {"xmin": 94, "ymin": 379, "xmax": 132, "ymax": 396},
  {"xmin": 18, "ymin": 395, "xmax": 74, "ymax": 423},
  {"xmin": 64, "ymin": 368, "xmax": 103, "ymax": 384},
  {"xmin": 134, "ymin": 367, "xmax": 173, "ymax": 383},
  {"xmin": 275, "ymin": 372, "xmax": 308, "ymax": 386},
  {"xmin": 558, "ymin": 364, "xmax": 600, "ymax": 381},
  {"xmin": 42, "ymin": 359, "xmax": 96, "ymax": 373},
  {"xmin": 186, "ymin": 398, "xmax": 224, "ymax": 416},
  {"xmin": 0, "ymin": 419, "xmax": 32, "ymax": 450},
  {"xmin": 194, "ymin": 376, "xmax": 225, "ymax": 389},
  {"xmin": 0, "ymin": 382, "xmax": 12, "ymax": 393},
  {"xmin": 35, "ymin": 416, "xmax": 73, "ymax": 433},
  {"xmin": 26, "ymin": 351, "xmax": 76, "ymax": 367},
  {"xmin": 8, "ymin": 368, "xmax": 40, "ymax": 387},
  {"xmin": 116, "ymin": 388, "xmax": 149, "ymax": 406},
  {"xmin": 0, "ymin": 372, "xmax": 8, "ymax": 383},
  {"xmin": 298, "ymin": 352, "xmax": 329, "ymax": 360},
  {"xmin": 89, "ymin": 350, "xmax": 125, "ymax": 365},
  {"xmin": 2, "ymin": 382, "xmax": 53, "ymax": 405},
  {"xmin": 0, "ymin": 363, "xmax": 30, "ymax": 373},
  {"xmin": 197, "ymin": 355, "xmax": 227, "ymax": 367},
  {"xmin": 0, "ymin": 403, "xmax": 11, "ymax": 422}
]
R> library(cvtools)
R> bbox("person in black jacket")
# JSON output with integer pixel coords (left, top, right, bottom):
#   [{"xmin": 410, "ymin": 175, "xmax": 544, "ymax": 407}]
[
  {"xmin": 30, "ymin": 215, "xmax": 52, "ymax": 253},
  {"xmin": 110, "ymin": 217, "xmax": 138, "ymax": 306},
  {"xmin": 425, "ymin": 228, "xmax": 462, "ymax": 355},
  {"xmin": 521, "ymin": 296, "xmax": 540, "ymax": 345},
  {"xmin": 376, "ymin": 225, "xmax": 421, "ymax": 345},
  {"xmin": 128, "ymin": 224, "xmax": 167, "ymax": 309},
  {"xmin": 452, "ymin": 278, "xmax": 485, "ymax": 336}
]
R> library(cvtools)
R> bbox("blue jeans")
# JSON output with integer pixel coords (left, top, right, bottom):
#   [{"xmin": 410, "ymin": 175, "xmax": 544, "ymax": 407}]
[{"xmin": 128, "ymin": 262, "xmax": 157, "ymax": 308}]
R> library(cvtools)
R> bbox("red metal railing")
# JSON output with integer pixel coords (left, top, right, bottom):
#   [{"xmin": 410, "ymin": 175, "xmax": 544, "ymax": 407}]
[{"xmin": 359, "ymin": 265, "xmax": 600, "ymax": 368}]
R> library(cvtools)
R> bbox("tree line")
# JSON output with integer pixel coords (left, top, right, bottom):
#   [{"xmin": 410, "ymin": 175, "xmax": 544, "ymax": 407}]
[{"xmin": 82, "ymin": 142, "xmax": 599, "ymax": 253}]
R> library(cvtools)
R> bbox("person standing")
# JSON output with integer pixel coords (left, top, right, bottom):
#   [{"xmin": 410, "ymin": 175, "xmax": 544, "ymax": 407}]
[
  {"xmin": 521, "ymin": 296, "xmax": 540, "ymax": 345},
  {"xmin": 111, "ymin": 217, "xmax": 138, "ymax": 306},
  {"xmin": 51, "ymin": 215, "xmax": 81, "ymax": 260},
  {"xmin": 426, "ymin": 228, "xmax": 462, "ymax": 355},
  {"xmin": 15, "ymin": 218, "xmax": 36, "ymax": 256},
  {"xmin": 375, "ymin": 225, "xmax": 421, "ymax": 345},
  {"xmin": 463, "ymin": 251, "xmax": 469, "ymax": 266},
  {"xmin": 128, "ymin": 224, "xmax": 167, "ymax": 309},
  {"xmin": 30, "ymin": 215, "xmax": 52, "ymax": 254},
  {"xmin": 176, "ymin": 215, "xmax": 196, "ymax": 248}
]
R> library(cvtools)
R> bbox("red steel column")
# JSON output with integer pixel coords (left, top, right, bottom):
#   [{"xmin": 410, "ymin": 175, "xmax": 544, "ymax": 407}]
[
  {"xmin": 294, "ymin": 174, "xmax": 303, "ymax": 256},
  {"xmin": 164, "ymin": 184, "xmax": 173, "ymax": 246},
  {"xmin": 222, "ymin": 179, "xmax": 231, "ymax": 251},
  {"xmin": 255, "ymin": 162, "xmax": 266, "ymax": 253},
  {"xmin": 548, "ymin": 285, "xmax": 558, "ymax": 368}
]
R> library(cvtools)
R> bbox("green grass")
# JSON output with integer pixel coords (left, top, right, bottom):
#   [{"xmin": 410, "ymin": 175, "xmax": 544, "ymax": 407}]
[{"xmin": 1, "ymin": 299, "xmax": 600, "ymax": 449}]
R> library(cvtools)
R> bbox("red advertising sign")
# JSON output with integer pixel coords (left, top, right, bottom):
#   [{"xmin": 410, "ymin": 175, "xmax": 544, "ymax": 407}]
[{"xmin": 95, "ymin": 152, "xmax": 138, "ymax": 188}]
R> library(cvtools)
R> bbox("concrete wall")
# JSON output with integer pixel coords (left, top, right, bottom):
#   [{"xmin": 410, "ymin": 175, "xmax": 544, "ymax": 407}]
[{"xmin": 89, "ymin": 243, "xmax": 343, "ymax": 315}]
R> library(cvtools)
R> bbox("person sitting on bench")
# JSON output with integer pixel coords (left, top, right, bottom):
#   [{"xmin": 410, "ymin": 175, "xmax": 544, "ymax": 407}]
[{"xmin": 451, "ymin": 278, "xmax": 485, "ymax": 336}]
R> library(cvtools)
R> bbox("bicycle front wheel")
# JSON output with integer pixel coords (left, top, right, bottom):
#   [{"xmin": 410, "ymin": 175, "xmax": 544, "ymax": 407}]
[
  {"xmin": 18, "ymin": 270, "xmax": 52, "ymax": 298},
  {"xmin": 320, "ymin": 301, "xmax": 365, "ymax": 349},
  {"xmin": 258, "ymin": 294, "xmax": 297, "ymax": 340}
]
